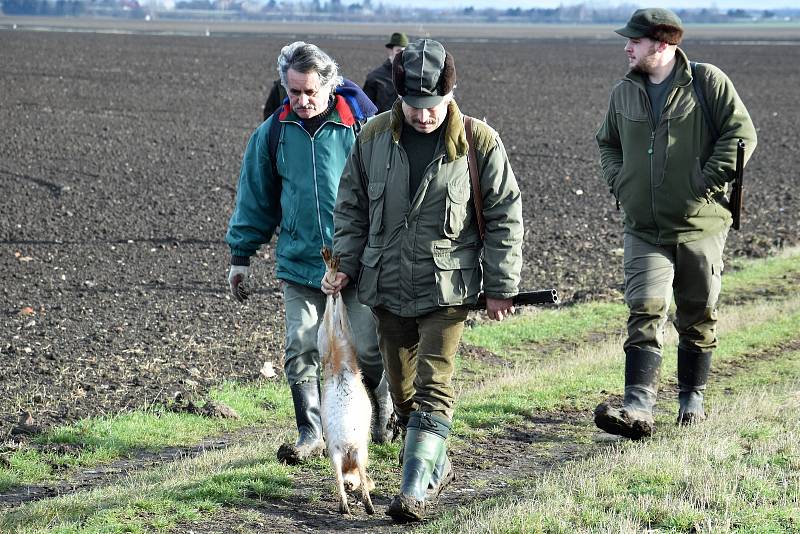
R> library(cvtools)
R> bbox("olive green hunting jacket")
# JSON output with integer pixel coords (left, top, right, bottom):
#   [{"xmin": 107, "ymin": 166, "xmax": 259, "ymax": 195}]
[
  {"xmin": 596, "ymin": 48, "xmax": 757, "ymax": 245},
  {"xmin": 333, "ymin": 100, "xmax": 523, "ymax": 317}
]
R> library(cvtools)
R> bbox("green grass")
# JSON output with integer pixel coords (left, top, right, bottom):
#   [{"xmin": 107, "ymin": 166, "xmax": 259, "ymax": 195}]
[
  {"xmin": 1, "ymin": 249, "xmax": 799, "ymax": 532},
  {"xmin": 424, "ymin": 374, "xmax": 800, "ymax": 533},
  {"xmin": 0, "ymin": 381, "xmax": 292, "ymax": 492},
  {"xmin": 724, "ymin": 248, "xmax": 800, "ymax": 297},
  {"xmin": 462, "ymin": 301, "xmax": 627, "ymax": 355},
  {"xmin": 1, "ymin": 440, "xmax": 293, "ymax": 533}
]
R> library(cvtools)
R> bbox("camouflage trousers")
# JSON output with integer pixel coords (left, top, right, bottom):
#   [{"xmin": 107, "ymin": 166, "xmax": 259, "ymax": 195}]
[
  {"xmin": 623, "ymin": 230, "xmax": 728, "ymax": 355},
  {"xmin": 372, "ymin": 306, "xmax": 469, "ymax": 423}
]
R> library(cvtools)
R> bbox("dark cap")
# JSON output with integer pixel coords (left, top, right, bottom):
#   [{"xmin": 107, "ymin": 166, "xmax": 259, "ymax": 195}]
[
  {"xmin": 392, "ymin": 38, "xmax": 456, "ymax": 109},
  {"xmin": 615, "ymin": 8, "xmax": 684, "ymax": 45},
  {"xmin": 385, "ymin": 32, "xmax": 409, "ymax": 48}
]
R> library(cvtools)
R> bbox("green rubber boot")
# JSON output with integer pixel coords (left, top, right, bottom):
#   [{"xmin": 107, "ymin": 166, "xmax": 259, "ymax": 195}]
[
  {"xmin": 677, "ymin": 348, "xmax": 712, "ymax": 425},
  {"xmin": 595, "ymin": 348, "xmax": 661, "ymax": 440},
  {"xmin": 387, "ymin": 411, "xmax": 450, "ymax": 523}
]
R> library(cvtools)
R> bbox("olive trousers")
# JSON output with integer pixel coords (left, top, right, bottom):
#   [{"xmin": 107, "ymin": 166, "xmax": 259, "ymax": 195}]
[
  {"xmin": 372, "ymin": 306, "xmax": 469, "ymax": 422},
  {"xmin": 623, "ymin": 230, "xmax": 727, "ymax": 354}
]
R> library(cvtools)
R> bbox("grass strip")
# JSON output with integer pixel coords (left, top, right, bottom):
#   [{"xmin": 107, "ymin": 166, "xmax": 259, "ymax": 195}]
[
  {"xmin": 0, "ymin": 381, "xmax": 292, "ymax": 492},
  {"xmin": 423, "ymin": 366, "xmax": 800, "ymax": 533}
]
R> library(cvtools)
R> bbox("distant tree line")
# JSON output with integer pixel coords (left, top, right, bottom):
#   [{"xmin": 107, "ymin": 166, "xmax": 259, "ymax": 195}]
[
  {"xmin": 1, "ymin": 0, "xmax": 796, "ymax": 23},
  {"xmin": 2, "ymin": 0, "xmax": 85, "ymax": 15}
]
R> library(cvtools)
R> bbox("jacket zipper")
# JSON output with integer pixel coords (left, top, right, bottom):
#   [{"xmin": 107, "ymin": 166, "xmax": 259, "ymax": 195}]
[
  {"xmin": 641, "ymin": 87, "xmax": 661, "ymax": 245},
  {"xmin": 284, "ymin": 118, "xmax": 339, "ymax": 281}
]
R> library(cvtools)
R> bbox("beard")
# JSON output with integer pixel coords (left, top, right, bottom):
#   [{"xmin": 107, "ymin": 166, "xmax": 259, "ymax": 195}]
[{"xmin": 630, "ymin": 44, "xmax": 659, "ymax": 74}]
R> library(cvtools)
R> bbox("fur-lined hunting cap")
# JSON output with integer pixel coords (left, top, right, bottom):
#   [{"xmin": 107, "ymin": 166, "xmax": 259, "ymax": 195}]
[
  {"xmin": 392, "ymin": 38, "xmax": 456, "ymax": 109},
  {"xmin": 615, "ymin": 8, "xmax": 684, "ymax": 45}
]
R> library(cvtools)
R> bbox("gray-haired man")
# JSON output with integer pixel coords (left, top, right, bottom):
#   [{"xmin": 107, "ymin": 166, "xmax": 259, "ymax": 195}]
[{"xmin": 226, "ymin": 42, "xmax": 392, "ymax": 464}]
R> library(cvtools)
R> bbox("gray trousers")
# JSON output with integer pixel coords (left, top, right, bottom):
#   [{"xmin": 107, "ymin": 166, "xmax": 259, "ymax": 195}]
[
  {"xmin": 623, "ymin": 230, "xmax": 727, "ymax": 354},
  {"xmin": 282, "ymin": 281, "xmax": 383, "ymax": 389}
]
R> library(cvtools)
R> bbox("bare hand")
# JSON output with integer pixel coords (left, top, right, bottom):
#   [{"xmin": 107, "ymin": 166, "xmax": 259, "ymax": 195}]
[
  {"xmin": 321, "ymin": 272, "xmax": 349, "ymax": 296},
  {"xmin": 486, "ymin": 297, "xmax": 515, "ymax": 321}
]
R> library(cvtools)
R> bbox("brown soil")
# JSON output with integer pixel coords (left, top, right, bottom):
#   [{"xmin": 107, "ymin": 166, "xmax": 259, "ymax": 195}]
[{"xmin": 1, "ymin": 25, "xmax": 799, "ymax": 531}]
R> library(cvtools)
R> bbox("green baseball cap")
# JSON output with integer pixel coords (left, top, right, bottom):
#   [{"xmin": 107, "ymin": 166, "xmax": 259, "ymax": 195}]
[
  {"xmin": 396, "ymin": 39, "xmax": 453, "ymax": 109},
  {"xmin": 385, "ymin": 32, "xmax": 409, "ymax": 48},
  {"xmin": 615, "ymin": 8, "xmax": 683, "ymax": 40}
]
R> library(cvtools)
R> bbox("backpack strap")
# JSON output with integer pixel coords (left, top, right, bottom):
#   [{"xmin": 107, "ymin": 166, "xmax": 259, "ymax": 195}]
[
  {"xmin": 464, "ymin": 116, "xmax": 485, "ymax": 241},
  {"xmin": 690, "ymin": 61, "xmax": 720, "ymax": 141},
  {"xmin": 267, "ymin": 105, "xmax": 284, "ymax": 182}
]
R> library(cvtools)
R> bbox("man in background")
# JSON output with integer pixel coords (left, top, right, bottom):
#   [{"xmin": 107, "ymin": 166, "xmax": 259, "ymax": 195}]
[
  {"xmin": 363, "ymin": 32, "xmax": 408, "ymax": 113},
  {"xmin": 262, "ymin": 78, "xmax": 287, "ymax": 121}
]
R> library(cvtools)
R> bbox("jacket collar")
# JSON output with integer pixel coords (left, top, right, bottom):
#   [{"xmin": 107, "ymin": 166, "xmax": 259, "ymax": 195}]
[
  {"xmin": 389, "ymin": 99, "xmax": 469, "ymax": 162},
  {"xmin": 625, "ymin": 47, "xmax": 692, "ymax": 90},
  {"xmin": 278, "ymin": 94, "xmax": 356, "ymax": 127}
]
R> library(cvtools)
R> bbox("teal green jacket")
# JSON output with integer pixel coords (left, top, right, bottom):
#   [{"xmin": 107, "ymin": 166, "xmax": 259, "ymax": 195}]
[
  {"xmin": 596, "ymin": 48, "xmax": 757, "ymax": 245},
  {"xmin": 333, "ymin": 100, "xmax": 523, "ymax": 317},
  {"xmin": 226, "ymin": 96, "xmax": 361, "ymax": 288}
]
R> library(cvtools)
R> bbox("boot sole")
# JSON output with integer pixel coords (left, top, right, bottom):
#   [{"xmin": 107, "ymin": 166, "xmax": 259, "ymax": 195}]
[
  {"xmin": 594, "ymin": 403, "xmax": 654, "ymax": 440},
  {"xmin": 386, "ymin": 494, "xmax": 424, "ymax": 523}
]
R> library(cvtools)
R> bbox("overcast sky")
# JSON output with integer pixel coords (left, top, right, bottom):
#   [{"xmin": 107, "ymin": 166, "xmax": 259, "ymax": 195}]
[{"xmin": 377, "ymin": 1, "xmax": 795, "ymax": 9}]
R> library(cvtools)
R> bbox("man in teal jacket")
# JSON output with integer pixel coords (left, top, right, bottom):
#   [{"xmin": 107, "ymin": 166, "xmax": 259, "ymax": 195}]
[
  {"xmin": 226, "ymin": 41, "xmax": 391, "ymax": 465},
  {"xmin": 594, "ymin": 9, "xmax": 757, "ymax": 440},
  {"xmin": 323, "ymin": 39, "xmax": 523, "ymax": 522}
]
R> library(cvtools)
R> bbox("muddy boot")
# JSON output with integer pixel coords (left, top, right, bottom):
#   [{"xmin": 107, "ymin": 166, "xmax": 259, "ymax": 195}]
[
  {"xmin": 677, "ymin": 348, "xmax": 712, "ymax": 425},
  {"xmin": 426, "ymin": 444, "xmax": 454, "ymax": 500},
  {"xmin": 368, "ymin": 374, "xmax": 398, "ymax": 444},
  {"xmin": 595, "ymin": 348, "xmax": 661, "ymax": 440},
  {"xmin": 387, "ymin": 411, "xmax": 450, "ymax": 523},
  {"xmin": 395, "ymin": 415, "xmax": 454, "ymax": 499},
  {"xmin": 276, "ymin": 379, "xmax": 325, "ymax": 465}
]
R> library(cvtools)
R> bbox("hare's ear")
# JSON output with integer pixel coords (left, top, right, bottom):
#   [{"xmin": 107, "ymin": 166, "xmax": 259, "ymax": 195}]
[{"xmin": 392, "ymin": 51, "xmax": 406, "ymax": 96}]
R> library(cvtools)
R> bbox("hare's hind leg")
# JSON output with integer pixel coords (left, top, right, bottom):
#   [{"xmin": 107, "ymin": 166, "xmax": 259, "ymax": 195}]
[
  {"xmin": 355, "ymin": 449, "xmax": 374, "ymax": 515},
  {"xmin": 329, "ymin": 450, "xmax": 351, "ymax": 515}
]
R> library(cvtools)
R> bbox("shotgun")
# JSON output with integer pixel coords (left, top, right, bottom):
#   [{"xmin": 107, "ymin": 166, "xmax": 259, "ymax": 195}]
[
  {"xmin": 730, "ymin": 138, "xmax": 745, "ymax": 231},
  {"xmin": 471, "ymin": 289, "xmax": 559, "ymax": 309}
]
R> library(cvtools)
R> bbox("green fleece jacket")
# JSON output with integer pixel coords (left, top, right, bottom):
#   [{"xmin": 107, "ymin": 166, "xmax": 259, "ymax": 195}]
[
  {"xmin": 596, "ymin": 48, "xmax": 757, "ymax": 245},
  {"xmin": 333, "ymin": 100, "xmax": 523, "ymax": 317}
]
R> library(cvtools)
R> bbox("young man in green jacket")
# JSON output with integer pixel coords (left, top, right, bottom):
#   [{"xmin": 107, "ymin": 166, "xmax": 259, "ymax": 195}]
[
  {"xmin": 226, "ymin": 42, "xmax": 393, "ymax": 465},
  {"xmin": 594, "ymin": 8, "xmax": 757, "ymax": 440},
  {"xmin": 322, "ymin": 39, "xmax": 523, "ymax": 522}
]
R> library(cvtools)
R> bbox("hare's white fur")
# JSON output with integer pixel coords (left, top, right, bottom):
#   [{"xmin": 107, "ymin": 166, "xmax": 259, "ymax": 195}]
[{"xmin": 318, "ymin": 260, "xmax": 375, "ymax": 515}]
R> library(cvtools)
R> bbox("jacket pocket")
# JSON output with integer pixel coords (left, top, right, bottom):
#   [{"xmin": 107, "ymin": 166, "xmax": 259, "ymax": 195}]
[
  {"xmin": 368, "ymin": 181, "xmax": 386, "ymax": 236},
  {"xmin": 280, "ymin": 184, "xmax": 298, "ymax": 238},
  {"xmin": 432, "ymin": 240, "xmax": 480, "ymax": 306},
  {"xmin": 357, "ymin": 244, "xmax": 382, "ymax": 306},
  {"xmin": 689, "ymin": 157, "xmax": 709, "ymax": 200},
  {"xmin": 443, "ymin": 175, "xmax": 471, "ymax": 239}
]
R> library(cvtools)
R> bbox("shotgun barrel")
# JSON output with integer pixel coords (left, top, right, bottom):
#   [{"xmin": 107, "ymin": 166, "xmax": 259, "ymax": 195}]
[
  {"xmin": 730, "ymin": 138, "xmax": 745, "ymax": 231},
  {"xmin": 471, "ymin": 289, "xmax": 559, "ymax": 309}
]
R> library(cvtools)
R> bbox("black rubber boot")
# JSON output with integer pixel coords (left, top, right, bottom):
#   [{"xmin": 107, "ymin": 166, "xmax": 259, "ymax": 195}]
[
  {"xmin": 276, "ymin": 379, "xmax": 325, "ymax": 465},
  {"xmin": 677, "ymin": 348, "xmax": 712, "ymax": 425},
  {"xmin": 595, "ymin": 348, "xmax": 661, "ymax": 440},
  {"xmin": 387, "ymin": 411, "xmax": 450, "ymax": 523},
  {"xmin": 368, "ymin": 374, "xmax": 398, "ymax": 444}
]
